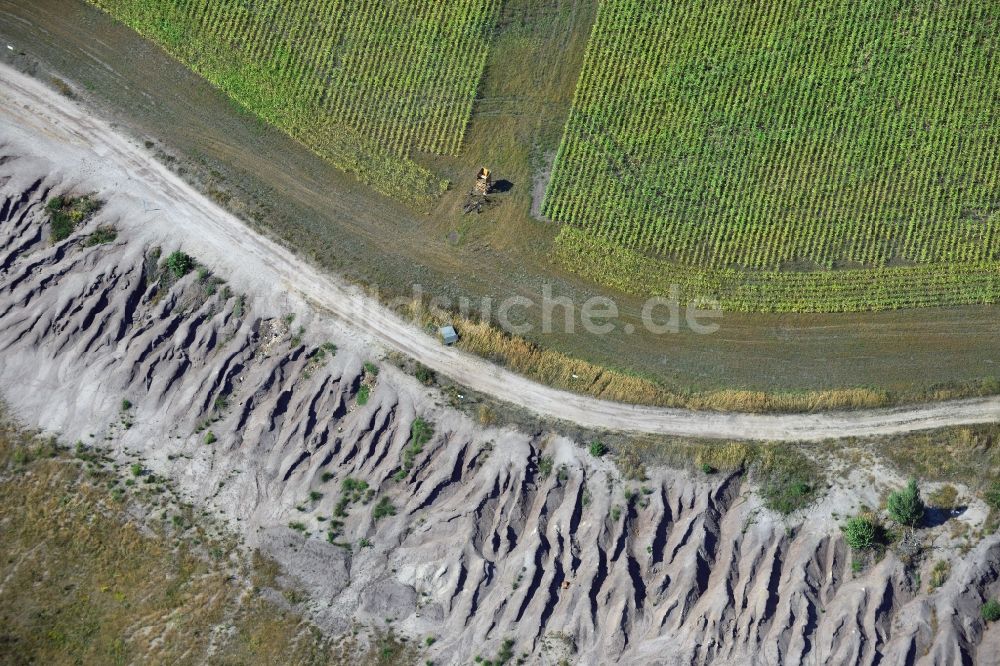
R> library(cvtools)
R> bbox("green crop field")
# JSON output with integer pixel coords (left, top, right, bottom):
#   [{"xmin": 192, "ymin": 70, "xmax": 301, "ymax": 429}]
[
  {"xmin": 544, "ymin": 0, "xmax": 1000, "ymax": 311},
  {"xmin": 87, "ymin": 0, "xmax": 501, "ymax": 203}
]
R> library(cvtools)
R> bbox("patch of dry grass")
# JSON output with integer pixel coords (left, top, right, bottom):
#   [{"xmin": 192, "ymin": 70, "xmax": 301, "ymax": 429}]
[
  {"xmin": 0, "ymin": 417, "xmax": 416, "ymax": 665},
  {"xmin": 402, "ymin": 299, "xmax": 889, "ymax": 414},
  {"xmin": 876, "ymin": 424, "xmax": 1000, "ymax": 491}
]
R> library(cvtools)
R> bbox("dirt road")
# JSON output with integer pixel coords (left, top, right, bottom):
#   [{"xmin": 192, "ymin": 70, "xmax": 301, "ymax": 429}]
[{"xmin": 1, "ymin": 63, "xmax": 998, "ymax": 442}]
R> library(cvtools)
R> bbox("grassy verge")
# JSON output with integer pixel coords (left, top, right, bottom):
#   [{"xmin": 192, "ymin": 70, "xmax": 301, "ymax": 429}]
[
  {"xmin": 403, "ymin": 298, "xmax": 907, "ymax": 413},
  {"xmin": 400, "ymin": 295, "xmax": 998, "ymax": 412}
]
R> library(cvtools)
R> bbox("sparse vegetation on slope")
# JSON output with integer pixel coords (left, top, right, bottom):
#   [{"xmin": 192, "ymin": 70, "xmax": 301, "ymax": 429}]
[
  {"xmin": 0, "ymin": 418, "xmax": 335, "ymax": 664},
  {"xmin": 45, "ymin": 194, "xmax": 100, "ymax": 242}
]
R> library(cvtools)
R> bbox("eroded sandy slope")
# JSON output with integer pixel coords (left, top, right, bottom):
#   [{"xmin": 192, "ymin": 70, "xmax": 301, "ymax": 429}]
[{"xmin": 2, "ymin": 143, "xmax": 1000, "ymax": 665}]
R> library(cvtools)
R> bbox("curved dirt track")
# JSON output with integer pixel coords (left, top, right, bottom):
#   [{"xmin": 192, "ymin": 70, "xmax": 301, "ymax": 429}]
[{"xmin": 1, "ymin": 63, "xmax": 998, "ymax": 442}]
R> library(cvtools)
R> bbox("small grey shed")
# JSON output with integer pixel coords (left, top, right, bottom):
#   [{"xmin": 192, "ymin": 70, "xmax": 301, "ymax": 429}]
[{"xmin": 439, "ymin": 325, "xmax": 459, "ymax": 345}]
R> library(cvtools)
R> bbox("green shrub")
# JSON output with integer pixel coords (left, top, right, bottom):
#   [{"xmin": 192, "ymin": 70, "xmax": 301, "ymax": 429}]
[
  {"xmin": 842, "ymin": 515, "xmax": 880, "ymax": 550},
  {"xmin": 538, "ymin": 456, "xmax": 553, "ymax": 478},
  {"xmin": 410, "ymin": 418, "xmax": 433, "ymax": 450},
  {"xmin": 589, "ymin": 441, "xmax": 607, "ymax": 457},
  {"xmin": 309, "ymin": 491, "xmax": 323, "ymax": 502},
  {"xmin": 164, "ymin": 251, "xmax": 194, "ymax": 278},
  {"xmin": 204, "ymin": 431, "xmax": 217, "ymax": 445},
  {"xmin": 130, "ymin": 463, "xmax": 142, "ymax": 477},
  {"xmin": 984, "ymin": 482, "xmax": 1000, "ymax": 511},
  {"xmin": 887, "ymin": 479, "xmax": 925, "ymax": 527},
  {"xmin": 759, "ymin": 451, "xmax": 820, "ymax": 514},
  {"xmin": 373, "ymin": 496, "xmax": 396, "ymax": 521},
  {"xmin": 84, "ymin": 226, "xmax": 118, "ymax": 246},
  {"xmin": 982, "ymin": 600, "xmax": 1000, "ymax": 623},
  {"xmin": 700, "ymin": 463, "xmax": 715, "ymax": 474},
  {"xmin": 415, "ymin": 364, "xmax": 435, "ymax": 385},
  {"xmin": 357, "ymin": 385, "xmax": 370, "ymax": 405},
  {"xmin": 364, "ymin": 362, "xmax": 379, "ymax": 376},
  {"xmin": 47, "ymin": 195, "xmax": 100, "ymax": 242},
  {"xmin": 121, "ymin": 399, "xmax": 132, "ymax": 411}
]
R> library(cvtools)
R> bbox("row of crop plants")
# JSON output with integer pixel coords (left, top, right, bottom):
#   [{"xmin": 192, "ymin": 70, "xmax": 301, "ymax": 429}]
[
  {"xmin": 88, "ymin": 0, "xmax": 501, "ymax": 203},
  {"xmin": 555, "ymin": 227, "xmax": 1000, "ymax": 313},
  {"xmin": 542, "ymin": 0, "xmax": 999, "ymax": 275}
]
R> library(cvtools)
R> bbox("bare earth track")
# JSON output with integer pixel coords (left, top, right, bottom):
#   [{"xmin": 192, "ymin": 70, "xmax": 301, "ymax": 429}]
[{"xmin": 0, "ymin": 63, "xmax": 997, "ymax": 442}]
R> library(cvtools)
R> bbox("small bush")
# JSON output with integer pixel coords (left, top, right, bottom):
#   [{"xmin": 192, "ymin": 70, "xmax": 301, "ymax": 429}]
[
  {"xmin": 357, "ymin": 385, "xmax": 370, "ymax": 405},
  {"xmin": 984, "ymin": 482, "xmax": 1000, "ymax": 511},
  {"xmin": 130, "ymin": 463, "xmax": 142, "ymax": 477},
  {"xmin": 84, "ymin": 226, "xmax": 117, "ymax": 246},
  {"xmin": 373, "ymin": 496, "xmax": 396, "ymax": 521},
  {"xmin": 415, "ymin": 364, "xmax": 435, "ymax": 385},
  {"xmin": 842, "ymin": 514, "xmax": 880, "ymax": 550},
  {"xmin": 982, "ymin": 600, "xmax": 1000, "ymax": 623},
  {"xmin": 700, "ymin": 463, "xmax": 715, "ymax": 474},
  {"xmin": 204, "ymin": 431, "xmax": 217, "ymax": 445},
  {"xmin": 309, "ymin": 491, "xmax": 323, "ymax": 502},
  {"xmin": 755, "ymin": 446, "xmax": 822, "ymax": 514},
  {"xmin": 887, "ymin": 479, "xmax": 925, "ymax": 527},
  {"xmin": 589, "ymin": 441, "xmax": 607, "ymax": 457},
  {"xmin": 164, "ymin": 250, "xmax": 194, "ymax": 278},
  {"xmin": 47, "ymin": 195, "xmax": 100, "ymax": 242},
  {"xmin": 321, "ymin": 472, "xmax": 335, "ymax": 482},
  {"xmin": 928, "ymin": 560, "xmax": 950, "ymax": 590},
  {"xmin": 364, "ymin": 362, "xmax": 379, "ymax": 377},
  {"xmin": 537, "ymin": 456, "xmax": 554, "ymax": 478},
  {"xmin": 121, "ymin": 399, "xmax": 132, "ymax": 411}
]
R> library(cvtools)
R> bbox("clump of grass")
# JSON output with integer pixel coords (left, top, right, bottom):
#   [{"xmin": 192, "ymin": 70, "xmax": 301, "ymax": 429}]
[
  {"xmin": 84, "ymin": 226, "xmax": 118, "ymax": 246},
  {"xmin": 46, "ymin": 195, "xmax": 101, "ymax": 242},
  {"xmin": 372, "ymin": 496, "xmax": 396, "ymax": 522},
  {"xmin": 589, "ymin": 441, "xmax": 607, "ymax": 457},
  {"xmin": 333, "ymin": 478, "xmax": 373, "ymax": 518},
  {"xmin": 414, "ymin": 364, "xmax": 435, "ymax": 386},
  {"xmin": 394, "ymin": 418, "xmax": 434, "ymax": 481},
  {"xmin": 164, "ymin": 250, "xmax": 194, "ymax": 278},
  {"xmin": 982, "ymin": 600, "xmax": 1000, "ymax": 623},
  {"xmin": 928, "ymin": 484, "xmax": 960, "ymax": 511},
  {"xmin": 842, "ymin": 513, "xmax": 882, "ymax": 551},
  {"xmin": 928, "ymin": 560, "xmax": 950, "ymax": 590},
  {"xmin": 537, "ymin": 455, "xmax": 554, "ymax": 479},
  {"xmin": 357, "ymin": 385, "xmax": 370, "ymax": 405}
]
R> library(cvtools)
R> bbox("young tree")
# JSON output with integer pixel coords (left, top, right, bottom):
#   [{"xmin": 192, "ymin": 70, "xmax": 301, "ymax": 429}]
[
  {"xmin": 842, "ymin": 514, "xmax": 879, "ymax": 550},
  {"xmin": 887, "ymin": 478, "xmax": 925, "ymax": 527}
]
